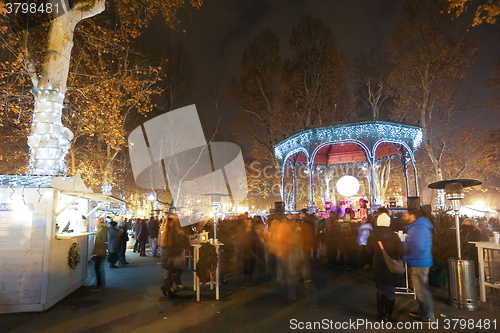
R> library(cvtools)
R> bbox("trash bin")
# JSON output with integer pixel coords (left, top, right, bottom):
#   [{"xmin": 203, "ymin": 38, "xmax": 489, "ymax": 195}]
[{"xmin": 448, "ymin": 258, "xmax": 479, "ymax": 311}]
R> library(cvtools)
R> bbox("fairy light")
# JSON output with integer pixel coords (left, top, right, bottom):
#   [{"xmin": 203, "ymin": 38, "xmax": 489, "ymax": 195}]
[
  {"xmin": 0, "ymin": 174, "xmax": 56, "ymax": 187},
  {"xmin": 27, "ymin": 88, "xmax": 73, "ymax": 176},
  {"xmin": 274, "ymin": 120, "xmax": 422, "ymax": 161},
  {"xmin": 101, "ymin": 183, "xmax": 113, "ymax": 195}
]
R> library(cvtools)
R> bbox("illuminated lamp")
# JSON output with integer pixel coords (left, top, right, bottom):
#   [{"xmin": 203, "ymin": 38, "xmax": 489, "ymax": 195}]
[
  {"xmin": 474, "ymin": 200, "xmax": 485, "ymax": 208},
  {"xmin": 336, "ymin": 175, "xmax": 360, "ymax": 197}
]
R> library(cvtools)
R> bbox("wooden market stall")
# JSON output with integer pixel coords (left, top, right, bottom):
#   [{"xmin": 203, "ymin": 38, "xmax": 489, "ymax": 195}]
[{"xmin": 0, "ymin": 174, "xmax": 125, "ymax": 314}]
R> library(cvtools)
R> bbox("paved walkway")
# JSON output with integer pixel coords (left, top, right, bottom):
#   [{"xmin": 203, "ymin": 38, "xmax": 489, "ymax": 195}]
[{"xmin": 2, "ymin": 249, "xmax": 500, "ymax": 333}]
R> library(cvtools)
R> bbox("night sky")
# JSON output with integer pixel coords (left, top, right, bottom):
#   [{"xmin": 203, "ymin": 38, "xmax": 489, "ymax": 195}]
[{"xmin": 147, "ymin": 0, "xmax": 500, "ymax": 133}]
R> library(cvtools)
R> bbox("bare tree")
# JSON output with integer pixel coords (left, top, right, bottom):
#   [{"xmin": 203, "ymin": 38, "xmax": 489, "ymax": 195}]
[
  {"xmin": 389, "ymin": 0, "xmax": 479, "ymax": 206},
  {"xmin": 284, "ymin": 15, "xmax": 351, "ymax": 128},
  {"xmin": 352, "ymin": 50, "xmax": 393, "ymax": 119},
  {"xmin": 231, "ymin": 29, "xmax": 285, "ymax": 162}
]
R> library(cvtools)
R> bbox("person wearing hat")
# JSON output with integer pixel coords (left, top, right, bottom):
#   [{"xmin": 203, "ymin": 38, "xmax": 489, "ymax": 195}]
[
  {"xmin": 366, "ymin": 207, "xmax": 405, "ymax": 323},
  {"xmin": 107, "ymin": 221, "xmax": 121, "ymax": 268}
]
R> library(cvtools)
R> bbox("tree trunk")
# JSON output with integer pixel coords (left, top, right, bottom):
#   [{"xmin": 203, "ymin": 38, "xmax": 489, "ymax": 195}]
[
  {"xmin": 27, "ymin": 0, "xmax": 106, "ymax": 175},
  {"xmin": 324, "ymin": 172, "xmax": 331, "ymax": 201},
  {"xmin": 376, "ymin": 160, "xmax": 391, "ymax": 204},
  {"xmin": 434, "ymin": 163, "xmax": 445, "ymax": 208},
  {"xmin": 70, "ymin": 147, "xmax": 75, "ymax": 174}
]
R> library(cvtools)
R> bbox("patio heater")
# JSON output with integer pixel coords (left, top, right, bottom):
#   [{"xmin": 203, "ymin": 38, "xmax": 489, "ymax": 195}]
[
  {"xmin": 200, "ymin": 193, "xmax": 230, "ymax": 240},
  {"xmin": 428, "ymin": 179, "xmax": 482, "ymax": 311}
]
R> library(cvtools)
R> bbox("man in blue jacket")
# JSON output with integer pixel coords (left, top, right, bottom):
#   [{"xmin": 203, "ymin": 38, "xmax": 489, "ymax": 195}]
[{"xmin": 402, "ymin": 208, "xmax": 435, "ymax": 323}]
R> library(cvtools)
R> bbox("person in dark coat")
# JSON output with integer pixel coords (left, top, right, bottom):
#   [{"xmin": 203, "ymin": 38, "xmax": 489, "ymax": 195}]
[
  {"xmin": 238, "ymin": 218, "xmax": 259, "ymax": 277},
  {"xmin": 148, "ymin": 217, "xmax": 160, "ymax": 257},
  {"xmin": 138, "ymin": 219, "xmax": 149, "ymax": 257},
  {"xmin": 338, "ymin": 208, "xmax": 358, "ymax": 269},
  {"xmin": 366, "ymin": 208, "xmax": 406, "ymax": 323},
  {"xmin": 322, "ymin": 212, "xmax": 340, "ymax": 265},
  {"xmin": 118, "ymin": 221, "xmax": 129, "ymax": 265},
  {"xmin": 133, "ymin": 219, "xmax": 141, "ymax": 253},
  {"xmin": 461, "ymin": 219, "xmax": 484, "ymax": 278},
  {"xmin": 107, "ymin": 221, "xmax": 121, "ymax": 268},
  {"xmin": 298, "ymin": 209, "xmax": 317, "ymax": 260}
]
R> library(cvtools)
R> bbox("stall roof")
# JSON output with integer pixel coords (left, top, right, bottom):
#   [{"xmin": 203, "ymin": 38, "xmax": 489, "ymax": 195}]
[{"xmin": 59, "ymin": 191, "xmax": 127, "ymax": 204}]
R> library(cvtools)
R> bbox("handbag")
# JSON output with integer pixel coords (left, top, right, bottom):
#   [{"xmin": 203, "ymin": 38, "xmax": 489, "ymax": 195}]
[{"xmin": 378, "ymin": 241, "xmax": 405, "ymax": 275}]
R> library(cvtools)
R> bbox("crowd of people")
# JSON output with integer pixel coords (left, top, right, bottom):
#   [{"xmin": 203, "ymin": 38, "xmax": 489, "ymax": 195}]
[{"xmin": 90, "ymin": 206, "xmax": 500, "ymax": 323}]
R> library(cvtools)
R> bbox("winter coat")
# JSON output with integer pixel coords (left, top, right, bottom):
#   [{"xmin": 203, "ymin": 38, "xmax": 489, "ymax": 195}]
[
  {"xmin": 322, "ymin": 215, "xmax": 340, "ymax": 243},
  {"xmin": 119, "ymin": 226, "xmax": 129, "ymax": 245},
  {"xmin": 93, "ymin": 224, "xmax": 108, "ymax": 256},
  {"xmin": 107, "ymin": 227, "xmax": 121, "ymax": 254},
  {"xmin": 160, "ymin": 218, "xmax": 182, "ymax": 248},
  {"xmin": 160, "ymin": 219, "xmax": 184, "ymax": 270},
  {"xmin": 403, "ymin": 217, "xmax": 433, "ymax": 267},
  {"xmin": 461, "ymin": 225, "xmax": 483, "ymax": 242},
  {"xmin": 238, "ymin": 228, "xmax": 258, "ymax": 259},
  {"xmin": 297, "ymin": 219, "xmax": 315, "ymax": 254},
  {"xmin": 133, "ymin": 222, "xmax": 141, "ymax": 237},
  {"xmin": 138, "ymin": 221, "xmax": 149, "ymax": 242},
  {"xmin": 367, "ymin": 226, "xmax": 406, "ymax": 286},
  {"xmin": 147, "ymin": 219, "xmax": 160, "ymax": 238}
]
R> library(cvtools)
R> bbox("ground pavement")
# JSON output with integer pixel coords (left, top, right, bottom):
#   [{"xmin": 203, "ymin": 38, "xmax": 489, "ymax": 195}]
[{"xmin": 2, "ymin": 249, "xmax": 500, "ymax": 333}]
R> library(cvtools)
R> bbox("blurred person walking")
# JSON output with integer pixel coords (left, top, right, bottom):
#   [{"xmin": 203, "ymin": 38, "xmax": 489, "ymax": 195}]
[
  {"xmin": 298, "ymin": 209, "xmax": 316, "ymax": 260},
  {"xmin": 366, "ymin": 208, "xmax": 405, "ymax": 323},
  {"xmin": 358, "ymin": 215, "xmax": 374, "ymax": 269},
  {"xmin": 133, "ymin": 219, "xmax": 141, "ymax": 253},
  {"xmin": 253, "ymin": 216, "xmax": 268, "ymax": 276},
  {"xmin": 238, "ymin": 218, "xmax": 258, "ymax": 278},
  {"xmin": 160, "ymin": 214, "xmax": 185, "ymax": 298},
  {"xmin": 148, "ymin": 216, "xmax": 160, "ymax": 257},
  {"xmin": 272, "ymin": 216, "xmax": 318, "ymax": 306},
  {"xmin": 402, "ymin": 208, "xmax": 435, "ymax": 324},
  {"xmin": 138, "ymin": 219, "xmax": 149, "ymax": 257},
  {"xmin": 322, "ymin": 211, "xmax": 340, "ymax": 265},
  {"xmin": 338, "ymin": 208, "xmax": 357, "ymax": 269}
]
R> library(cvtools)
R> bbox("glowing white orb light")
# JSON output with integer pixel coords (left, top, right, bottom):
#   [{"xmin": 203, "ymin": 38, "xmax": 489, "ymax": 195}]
[{"xmin": 336, "ymin": 176, "xmax": 360, "ymax": 197}]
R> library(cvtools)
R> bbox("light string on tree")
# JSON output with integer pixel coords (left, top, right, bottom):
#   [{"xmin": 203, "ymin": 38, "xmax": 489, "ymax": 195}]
[{"xmin": 28, "ymin": 87, "xmax": 73, "ymax": 176}]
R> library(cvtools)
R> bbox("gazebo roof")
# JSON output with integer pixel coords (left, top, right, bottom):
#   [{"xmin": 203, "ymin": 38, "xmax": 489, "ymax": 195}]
[{"xmin": 273, "ymin": 120, "xmax": 423, "ymax": 164}]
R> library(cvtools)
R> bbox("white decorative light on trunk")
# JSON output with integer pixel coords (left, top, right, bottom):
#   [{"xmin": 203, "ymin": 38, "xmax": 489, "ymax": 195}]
[
  {"xmin": 25, "ymin": 0, "xmax": 106, "ymax": 176},
  {"xmin": 28, "ymin": 89, "xmax": 73, "ymax": 175}
]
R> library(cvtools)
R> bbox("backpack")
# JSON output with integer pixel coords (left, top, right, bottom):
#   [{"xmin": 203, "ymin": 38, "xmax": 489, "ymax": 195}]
[{"xmin": 341, "ymin": 221, "xmax": 352, "ymax": 236}]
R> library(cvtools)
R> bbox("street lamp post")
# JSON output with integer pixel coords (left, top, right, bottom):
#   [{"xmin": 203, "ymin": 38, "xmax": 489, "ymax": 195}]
[{"xmin": 148, "ymin": 194, "xmax": 155, "ymax": 216}]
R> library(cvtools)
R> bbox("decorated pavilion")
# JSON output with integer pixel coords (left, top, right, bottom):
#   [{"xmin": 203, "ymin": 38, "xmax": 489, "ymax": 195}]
[{"xmin": 273, "ymin": 120, "xmax": 423, "ymax": 211}]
